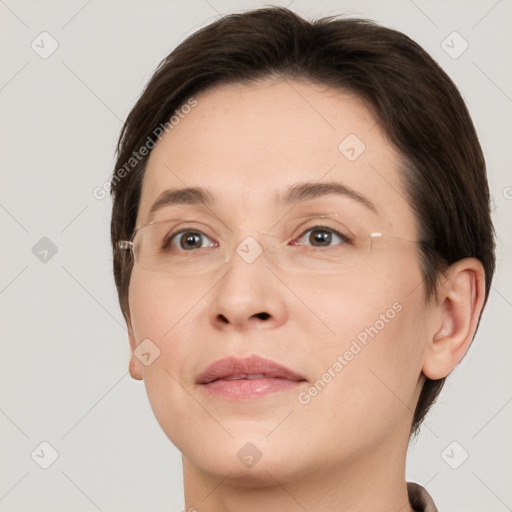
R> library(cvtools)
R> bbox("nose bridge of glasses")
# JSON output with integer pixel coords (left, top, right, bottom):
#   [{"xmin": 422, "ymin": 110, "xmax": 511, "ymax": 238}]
[{"xmin": 222, "ymin": 225, "xmax": 281, "ymax": 264}]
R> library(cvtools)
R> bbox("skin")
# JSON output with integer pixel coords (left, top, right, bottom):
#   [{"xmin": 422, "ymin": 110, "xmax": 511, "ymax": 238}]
[{"xmin": 126, "ymin": 78, "xmax": 486, "ymax": 511}]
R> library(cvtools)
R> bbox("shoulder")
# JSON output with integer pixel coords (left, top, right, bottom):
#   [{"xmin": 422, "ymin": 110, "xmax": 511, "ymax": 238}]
[{"xmin": 407, "ymin": 482, "xmax": 439, "ymax": 512}]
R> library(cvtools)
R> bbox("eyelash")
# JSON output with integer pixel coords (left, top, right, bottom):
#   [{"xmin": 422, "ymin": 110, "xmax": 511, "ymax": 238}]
[{"xmin": 163, "ymin": 225, "xmax": 352, "ymax": 251}]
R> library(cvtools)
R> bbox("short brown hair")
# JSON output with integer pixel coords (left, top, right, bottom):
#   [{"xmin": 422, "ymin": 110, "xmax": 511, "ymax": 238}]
[{"xmin": 110, "ymin": 6, "xmax": 496, "ymax": 437}]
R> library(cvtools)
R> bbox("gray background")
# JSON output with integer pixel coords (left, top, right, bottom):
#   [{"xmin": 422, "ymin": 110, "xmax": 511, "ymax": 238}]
[{"xmin": 0, "ymin": 0, "xmax": 511, "ymax": 510}]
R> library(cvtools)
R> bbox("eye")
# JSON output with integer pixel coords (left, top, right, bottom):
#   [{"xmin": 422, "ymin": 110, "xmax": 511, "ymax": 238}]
[
  {"xmin": 165, "ymin": 229, "xmax": 217, "ymax": 251},
  {"xmin": 292, "ymin": 226, "xmax": 350, "ymax": 248}
]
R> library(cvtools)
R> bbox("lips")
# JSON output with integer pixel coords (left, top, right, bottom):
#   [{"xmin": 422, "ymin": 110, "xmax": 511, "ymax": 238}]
[
  {"xmin": 196, "ymin": 355, "xmax": 307, "ymax": 400},
  {"xmin": 196, "ymin": 354, "xmax": 306, "ymax": 384}
]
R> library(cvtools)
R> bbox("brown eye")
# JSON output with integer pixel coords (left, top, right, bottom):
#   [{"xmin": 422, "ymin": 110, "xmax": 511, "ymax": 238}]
[
  {"xmin": 309, "ymin": 229, "xmax": 332, "ymax": 246},
  {"xmin": 179, "ymin": 231, "xmax": 204, "ymax": 250},
  {"xmin": 294, "ymin": 226, "xmax": 349, "ymax": 248},
  {"xmin": 164, "ymin": 230, "xmax": 215, "ymax": 251}
]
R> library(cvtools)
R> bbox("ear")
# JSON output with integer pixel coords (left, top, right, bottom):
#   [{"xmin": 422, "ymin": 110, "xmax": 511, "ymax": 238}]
[
  {"xmin": 422, "ymin": 258, "xmax": 486, "ymax": 380},
  {"xmin": 128, "ymin": 319, "xmax": 144, "ymax": 381}
]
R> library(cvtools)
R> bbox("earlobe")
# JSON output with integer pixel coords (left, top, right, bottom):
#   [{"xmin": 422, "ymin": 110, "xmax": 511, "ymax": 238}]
[
  {"xmin": 422, "ymin": 258, "xmax": 486, "ymax": 380},
  {"xmin": 128, "ymin": 321, "xmax": 144, "ymax": 381}
]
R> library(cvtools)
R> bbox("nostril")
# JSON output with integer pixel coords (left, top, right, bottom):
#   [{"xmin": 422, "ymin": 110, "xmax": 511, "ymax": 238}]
[
  {"xmin": 217, "ymin": 314, "xmax": 229, "ymax": 323},
  {"xmin": 215, "ymin": 312, "xmax": 270, "ymax": 324}
]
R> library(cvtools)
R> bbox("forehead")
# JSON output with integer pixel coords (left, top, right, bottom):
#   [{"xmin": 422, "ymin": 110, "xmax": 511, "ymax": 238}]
[{"xmin": 137, "ymin": 79, "xmax": 416, "ymax": 235}]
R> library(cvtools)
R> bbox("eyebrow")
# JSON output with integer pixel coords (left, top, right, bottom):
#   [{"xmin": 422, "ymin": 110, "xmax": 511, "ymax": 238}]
[
  {"xmin": 147, "ymin": 187, "xmax": 215, "ymax": 222},
  {"xmin": 146, "ymin": 180, "xmax": 376, "ymax": 223},
  {"xmin": 278, "ymin": 181, "xmax": 377, "ymax": 213}
]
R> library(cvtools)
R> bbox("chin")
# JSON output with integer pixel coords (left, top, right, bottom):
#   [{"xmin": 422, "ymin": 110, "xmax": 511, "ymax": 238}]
[{"xmin": 181, "ymin": 437, "xmax": 311, "ymax": 486}]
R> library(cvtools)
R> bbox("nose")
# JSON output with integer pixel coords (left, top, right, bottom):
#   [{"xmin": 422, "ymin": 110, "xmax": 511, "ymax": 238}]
[{"xmin": 208, "ymin": 234, "xmax": 288, "ymax": 331}]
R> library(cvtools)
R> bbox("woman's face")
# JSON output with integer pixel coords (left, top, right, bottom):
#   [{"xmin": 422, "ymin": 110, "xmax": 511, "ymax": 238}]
[{"xmin": 127, "ymin": 79, "xmax": 434, "ymax": 484}]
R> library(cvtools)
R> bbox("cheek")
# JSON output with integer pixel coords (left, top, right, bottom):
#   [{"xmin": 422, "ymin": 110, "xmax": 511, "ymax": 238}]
[
  {"xmin": 127, "ymin": 271, "xmax": 207, "ymax": 391},
  {"xmin": 287, "ymin": 262, "xmax": 419, "ymax": 348},
  {"xmin": 293, "ymin": 263, "xmax": 427, "ymax": 428},
  {"xmin": 127, "ymin": 271, "xmax": 212, "ymax": 445},
  {"xmin": 128, "ymin": 269, "xmax": 212, "ymax": 342}
]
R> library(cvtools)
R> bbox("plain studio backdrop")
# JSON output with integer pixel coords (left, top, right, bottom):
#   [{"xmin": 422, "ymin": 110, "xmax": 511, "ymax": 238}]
[{"xmin": 0, "ymin": 1, "xmax": 511, "ymax": 511}]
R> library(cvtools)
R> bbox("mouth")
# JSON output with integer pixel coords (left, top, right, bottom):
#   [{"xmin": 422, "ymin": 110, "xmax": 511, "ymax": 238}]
[{"xmin": 196, "ymin": 355, "xmax": 307, "ymax": 400}]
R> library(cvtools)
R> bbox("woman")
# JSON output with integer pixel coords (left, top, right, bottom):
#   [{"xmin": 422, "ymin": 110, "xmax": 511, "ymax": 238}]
[{"xmin": 110, "ymin": 7, "xmax": 495, "ymax": 511}]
